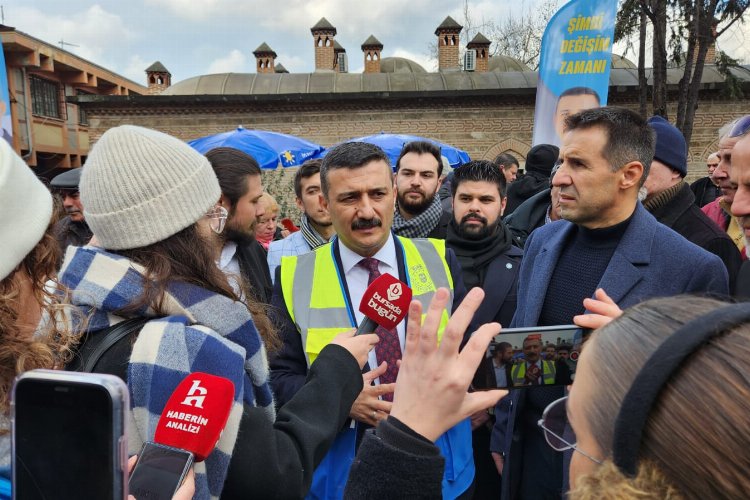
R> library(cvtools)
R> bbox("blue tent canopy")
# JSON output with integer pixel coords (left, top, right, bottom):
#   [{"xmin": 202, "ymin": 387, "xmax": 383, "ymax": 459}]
[{"xmin": 188, "ymin": 127, "xmax": 326, "ymax": 169}]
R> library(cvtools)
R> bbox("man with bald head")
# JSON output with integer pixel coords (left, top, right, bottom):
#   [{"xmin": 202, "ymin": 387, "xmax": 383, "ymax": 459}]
[{"xmin": 691, "ymin": 151, "xmax": 722, "ymax": 207}]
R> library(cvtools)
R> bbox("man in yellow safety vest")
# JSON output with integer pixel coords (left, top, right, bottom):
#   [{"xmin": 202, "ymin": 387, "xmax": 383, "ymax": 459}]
[{"xmin": 270, "ymin": 141, "xmax": 476, "ymax": 499}]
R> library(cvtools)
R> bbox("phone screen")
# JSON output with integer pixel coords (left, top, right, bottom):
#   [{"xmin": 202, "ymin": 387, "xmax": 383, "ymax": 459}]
[
  {"xmin": 14, "ymin": 378, "xmax": 118, "ymax": 499},
  {"xmin": 473, "ymin": 325, "xmax": 591, "ymax": 390},
  {"xmin": 128, "ymin": 443, "xmax": 193, "ymax": 500}
]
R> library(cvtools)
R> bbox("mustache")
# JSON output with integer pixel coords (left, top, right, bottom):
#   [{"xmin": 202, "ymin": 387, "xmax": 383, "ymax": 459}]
[
  {"xmin": 351, "ymin": 218, "xmax": 382, "ymax": 230},
  {"xmin": 64, "ymin": 208, "xmax": 82, "ymax": 215},
  {"xmin": 460, "ymin": 213, "xmax": 487, "ymax": 225}
]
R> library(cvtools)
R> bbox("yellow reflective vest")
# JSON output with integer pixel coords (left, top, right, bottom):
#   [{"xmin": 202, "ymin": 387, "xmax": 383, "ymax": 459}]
[
  {"xmin": 280, "ymin": 236, "xmax": 454, "ymax": 365},
  {"xmin": 511, "ymin": 360, "xmax": 557, "ymax": 386},
  {"xmin": 279, "ymin": 235, "xmax": 473, "ymax": 499}
]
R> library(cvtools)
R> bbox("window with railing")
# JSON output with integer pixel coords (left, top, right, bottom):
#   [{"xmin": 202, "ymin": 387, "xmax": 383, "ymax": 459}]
[{"xmin": 30, "ymin": 75, "xmax": 63, "ymax": 119}]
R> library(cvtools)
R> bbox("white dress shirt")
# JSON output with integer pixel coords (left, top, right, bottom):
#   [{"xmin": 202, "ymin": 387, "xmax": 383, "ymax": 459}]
[
  {"xmin": 338, "ymin": 234, "xmax": 404, "ymax": 373},
  {"xmin": 218, "ymin": 241, "xmax": 243, "ymax": 298}
]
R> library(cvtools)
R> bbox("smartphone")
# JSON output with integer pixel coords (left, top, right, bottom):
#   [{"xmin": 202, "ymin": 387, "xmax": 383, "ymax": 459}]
[
  {"xmin": 128, "ymin": 442, "xmax": 193, "ymax": 500},
  {"xmin": 472, "ymin": 325, "xmax": 591, "ymax": 390},
  {"xmin": 11, "ymin": 370, "xmax": 129, "ymax": 500}
]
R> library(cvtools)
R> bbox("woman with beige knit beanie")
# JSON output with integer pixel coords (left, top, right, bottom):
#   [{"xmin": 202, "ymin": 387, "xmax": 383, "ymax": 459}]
[
  {"xmin": 58, "ymin": 125, "xmax": 378, "ymax": 499},
  {"xmin": 0, "ymin": 139, "xmax": 81, "ymax": 484}
]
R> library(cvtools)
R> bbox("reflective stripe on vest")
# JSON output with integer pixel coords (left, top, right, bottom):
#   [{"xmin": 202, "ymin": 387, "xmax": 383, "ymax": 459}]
[
  {"xmin": 280, "ymin": 236, "xmax": 453, "ymax": 366},
  {"xmin": 511, "ymin": 361, "xmax": 556, "ymax": 386}
]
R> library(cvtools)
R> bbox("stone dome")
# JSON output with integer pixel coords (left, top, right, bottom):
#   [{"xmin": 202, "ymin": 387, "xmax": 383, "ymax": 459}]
[
  {"xmin": 611, "ymin": 54, "xmax": 637, "ymax": 69},
  {"xmin": 488, "ymin": 55, "xmax": 531, "ymax": 72},
  {"xmin": 379, "ymin": 57, "xmax": 427, "ymax": 74}
]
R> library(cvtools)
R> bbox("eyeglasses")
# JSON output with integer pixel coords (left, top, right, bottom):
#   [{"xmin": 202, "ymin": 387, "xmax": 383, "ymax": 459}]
[
  {"xmin": 538, "ymin": 396, "xmax": 603, "ymax": 465},
  {"xmin": 728, "ymin": 115, "xmax": 750, "ymax": 139},
  {"xmin": 205, "ymin": 205, "xmax": 228, "ymax": 234}
]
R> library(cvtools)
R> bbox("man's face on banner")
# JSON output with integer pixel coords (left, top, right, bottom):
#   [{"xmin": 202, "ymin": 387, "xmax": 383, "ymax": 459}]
[{"xmin": 554, "ymin": 93, "xmax": 600, "ymax": 140}]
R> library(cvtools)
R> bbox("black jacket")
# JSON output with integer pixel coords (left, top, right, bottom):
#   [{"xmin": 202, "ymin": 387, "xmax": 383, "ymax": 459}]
[
  {"xmin": 690, "ymin": 176, "xmax": 722, "ymax": 208},
  {"xmin": 504, "ymin": 188, "xmax": 551, "ymax": 249},
  {"xmin": 345, "ymin": 417, "xmax": 444, "ymax": 499},
  {"xmin": 504, "ymin": 172, "xmax": 549, "ymax": 216},
  {"xmin": 222, "ymin": 345, "xmax": 363, "ymax": 499},
  {"xmin": 426, "ymin": 210, "xmax": 452, "ymax": 239},
  {"xmin": 647, "ymin": 183, "xmax": 741, "ymax": 294},
  {"xmin": 236, "ymin": 239, "xmax": 273, "ymax": 304}
]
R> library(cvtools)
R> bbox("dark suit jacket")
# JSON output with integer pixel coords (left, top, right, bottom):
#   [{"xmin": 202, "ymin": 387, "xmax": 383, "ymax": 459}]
[
  {"xmin": 269, "ymin": 235, "xmax": 469, "ymax": 407},
  {"xmin": 496, "ymin": 203, "xmax": 729, "ymax": 499}
]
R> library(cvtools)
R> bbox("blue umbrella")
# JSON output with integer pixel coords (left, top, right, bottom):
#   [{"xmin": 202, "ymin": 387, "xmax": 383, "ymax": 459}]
[
  {"xmin": 188, "ymin": 126, "xmax": 326, "ymax": 169},
  {"xmin": 343, "ymin": 132, "xmax": 471, "ymax": 169}
]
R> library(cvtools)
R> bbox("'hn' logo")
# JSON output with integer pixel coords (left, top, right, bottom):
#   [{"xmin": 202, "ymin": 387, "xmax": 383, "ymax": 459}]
[{"xmin": 180, "ymin": 380, "xmax": 207, "ymax": 409}]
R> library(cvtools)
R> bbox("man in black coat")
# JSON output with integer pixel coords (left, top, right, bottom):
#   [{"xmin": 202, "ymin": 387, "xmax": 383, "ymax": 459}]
[
  {"xmin": 445, "ymin": 160, "xmax": 523, "ymax": 498},
  {"xmin": 205, "ymin": 147, "xmax": 273, "ymax": 303},
  {"xmin": 503, "ymin": 144, "xmax": 559, "ymax": 216},
  {"xmin": 643, "ymin": 116, "xmax": 741, "ymax": 293},
  {"xmin": 505, "ymin": 162, "xmax": 563, "ymax": 249},
  {"xmin": 50, "ymin": 168, "xmax": 93, "ymax": 258},
  {"xmin": 690, "ymin": 151, "xmax": 722, "ymax": 207},
  {"xmin": 391, "ymin": 140, "xmax": 452, "ymax": 239}
]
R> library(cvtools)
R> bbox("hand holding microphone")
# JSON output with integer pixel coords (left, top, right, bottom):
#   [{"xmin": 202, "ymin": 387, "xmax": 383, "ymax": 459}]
[
  {"xmin": 348, "ymin": 273, "xmax": 413, "ymax": 425},
  {"xmin": 128, "ymin": 372, "xmax": 235, "ymax": 500}
]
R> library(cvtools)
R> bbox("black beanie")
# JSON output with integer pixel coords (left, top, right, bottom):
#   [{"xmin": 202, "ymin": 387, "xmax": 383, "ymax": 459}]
[
  {"xmin": 647, "ymin": 116, "xmax": 687, "ymax": 177},
  {"xmin": 525, "ymin": 144, "xmax": 560, "ymax": 177}
]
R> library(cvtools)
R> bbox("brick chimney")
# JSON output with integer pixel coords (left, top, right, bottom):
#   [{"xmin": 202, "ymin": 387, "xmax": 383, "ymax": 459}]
[
  {"xmin": 253, "ymin": 43, "xmax": 277, "ymax": 73},
  {"xmin": 435, "ymin": 16, "xmax": 462, "ymax": 71},
  {"xmin": 361, "ymin": 35, "xmax": 383, "ymax": 73},
  {"xmin": 695, "ymin": 21, "xmax": 719, "ymax": 65},
  {"xmin": 333, "ymin": 40, "xmax": 347, "ymax": 73},
  {"xmin": 145, "ymin": 61, "xmax": 171, "ymax": 94},
  {"xmin": 467, "ymin": 33, "xmax": 491, "ymax": 72},
  {"xmin": 311, "ymin": 17, "xmax": 337, "ymax": 72}
]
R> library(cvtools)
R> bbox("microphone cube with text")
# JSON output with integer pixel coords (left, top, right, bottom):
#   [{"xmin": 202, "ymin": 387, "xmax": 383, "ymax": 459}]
[
  {"xmin": 356, "ymin": 273, "xmax": 413, "ymax": 335},
  {"xmin": 153, "ymin": 372, "xmax": 235, "ymax": 462},
  {"xmin": 128, "ymin": 373, "xmax": 235, "ymax": 499}
]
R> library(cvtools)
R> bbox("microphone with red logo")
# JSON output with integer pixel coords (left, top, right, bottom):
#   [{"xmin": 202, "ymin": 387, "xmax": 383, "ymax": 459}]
[
  {"xmin": 355, "ymin": 273, "xmax": 413, "ymax": 335},
  {"xmin": 128, "ymin": 372, "xmax": 235, "ymax": 499}
]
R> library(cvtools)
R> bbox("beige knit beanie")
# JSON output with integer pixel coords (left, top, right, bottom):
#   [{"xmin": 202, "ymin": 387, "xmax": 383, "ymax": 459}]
[
  {"xmin": 81, "ymin": 125, "xmax": 221, "ymax": 250},
  {"xmin": 0, "ymin": 139, "xmax": 53, "ymax": 280}
]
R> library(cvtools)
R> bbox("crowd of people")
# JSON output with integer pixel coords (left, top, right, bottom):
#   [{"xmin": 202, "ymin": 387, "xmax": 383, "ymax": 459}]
[{"xmin": 1, "ymin": 106, "xmax": 749, "ymax": 500}]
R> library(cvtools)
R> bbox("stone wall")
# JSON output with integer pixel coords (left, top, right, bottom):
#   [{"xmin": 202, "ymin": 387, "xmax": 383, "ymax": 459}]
[{"xmin": 82, "ymin": 89, "xmax": 747, "ymax": 219}]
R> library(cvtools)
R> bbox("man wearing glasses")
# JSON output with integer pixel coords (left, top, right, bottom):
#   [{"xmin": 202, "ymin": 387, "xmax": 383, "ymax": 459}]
[
  {"xmin": 205, "ymin": 147, "xmax": 273, "ymax": 303},
  {"xmin": 494, "ymin": 107, "xmax": 728, "ymax": 500},
  {"xmin": 50, "ymin": 168, "xmax": 92, "ymax": 257}
]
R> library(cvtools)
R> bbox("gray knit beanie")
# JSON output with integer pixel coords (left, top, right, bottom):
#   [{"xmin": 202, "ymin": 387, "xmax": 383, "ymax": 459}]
[
  {"xmin": 81, "ymin": 125, "xmax": 221, "ymax": 250},
  {"xmin": 0, "ymin": 139, "xmax": 53, "ymax": 280}
]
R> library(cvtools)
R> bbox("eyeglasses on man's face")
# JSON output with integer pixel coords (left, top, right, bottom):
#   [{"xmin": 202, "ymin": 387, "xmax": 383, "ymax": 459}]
[
  {"xmin": 205, "ymin": 205, "xmax": 228, "ymax": 234},
  {"xmin": 538, "ymin": 396, "xmax": 603, "ymax": 465}
]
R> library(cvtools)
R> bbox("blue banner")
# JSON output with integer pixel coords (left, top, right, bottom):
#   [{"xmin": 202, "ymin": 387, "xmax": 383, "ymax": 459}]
[
  {"xmin": 532, "ymin": 0, "xmax": 617, "ymax": 147},
  {"xmin": 0, "ymin": 46, "xmax": 10, "ymax": 145}
]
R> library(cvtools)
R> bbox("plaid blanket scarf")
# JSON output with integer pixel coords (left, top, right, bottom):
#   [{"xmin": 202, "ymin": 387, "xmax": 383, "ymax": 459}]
[
  {"xmin": 392, "ymin": 195, "xmax": 444, "ymax": 238},
  {"xmin": 59, "ymin": 246, "xmax": 275, "ymax": 500}
]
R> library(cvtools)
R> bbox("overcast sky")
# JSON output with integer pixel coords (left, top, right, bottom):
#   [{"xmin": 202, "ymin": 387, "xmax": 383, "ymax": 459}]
[{"xmin": 6, "ymin": 1, "xmax": 749, "ymax": 87}]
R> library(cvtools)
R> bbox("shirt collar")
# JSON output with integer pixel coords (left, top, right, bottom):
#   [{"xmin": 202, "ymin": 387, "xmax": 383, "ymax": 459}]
[
  {"xmin": 219, "ymin": 241, "xmax": 238, "ymax": 269},
  {"xmin": 338, "ymin": 233, "xmax": 398, "ymax": 276}
]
